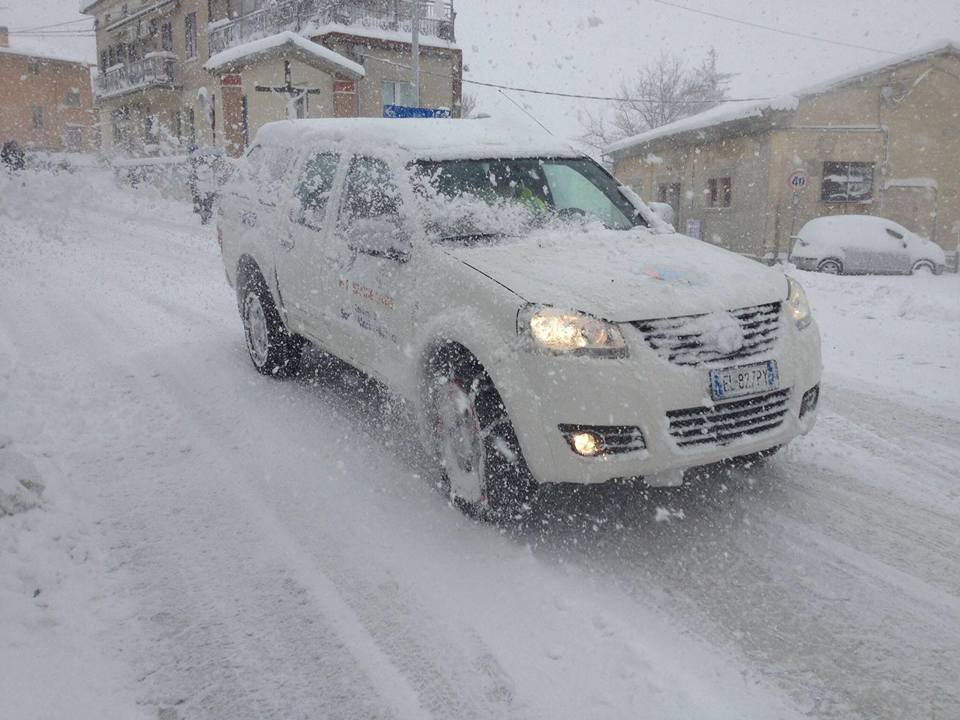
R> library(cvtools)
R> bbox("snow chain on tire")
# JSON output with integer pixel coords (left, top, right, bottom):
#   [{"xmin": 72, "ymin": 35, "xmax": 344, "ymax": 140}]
[{"xmin": 433, "ymin": 348, "xmax": 537, "ymax": 518}]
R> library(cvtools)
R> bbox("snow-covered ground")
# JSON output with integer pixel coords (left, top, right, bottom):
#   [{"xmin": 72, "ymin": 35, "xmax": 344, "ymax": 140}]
[{"xmin": 1, "ymin": 169, "xmax": 958, "ymax": 720}]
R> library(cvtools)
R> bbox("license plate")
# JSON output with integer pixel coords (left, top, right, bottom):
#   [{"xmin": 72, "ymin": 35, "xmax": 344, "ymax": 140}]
[{"xmin": 710, "ymin": 360, "xmax": 779, "ymax": 401}]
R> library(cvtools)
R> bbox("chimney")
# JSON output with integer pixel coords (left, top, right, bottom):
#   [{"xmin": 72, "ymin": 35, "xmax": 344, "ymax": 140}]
[{"xmin": 0, "ymin": 27, "xmax": 9, "ymax": 48}]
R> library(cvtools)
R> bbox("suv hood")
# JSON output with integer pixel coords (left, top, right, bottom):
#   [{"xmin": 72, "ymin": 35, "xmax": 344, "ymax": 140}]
[{"xmin": 448, "ymin": 229, "xmax": 787, "ymax": 322}]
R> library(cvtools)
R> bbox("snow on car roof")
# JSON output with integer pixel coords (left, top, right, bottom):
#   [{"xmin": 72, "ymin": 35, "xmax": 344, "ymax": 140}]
[
  {"xmin": 797, "ymin": 214, "xmax": 911, "ymax": 240},
  {"xmin": 254, "ymin": 118, "xmax": 581, "ymax": 160}
]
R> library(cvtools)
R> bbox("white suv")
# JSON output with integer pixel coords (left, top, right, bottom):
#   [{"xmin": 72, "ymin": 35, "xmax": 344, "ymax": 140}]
[{"xmin": 219, "ymin": 119, "xmax": 822, "ymax": 516}]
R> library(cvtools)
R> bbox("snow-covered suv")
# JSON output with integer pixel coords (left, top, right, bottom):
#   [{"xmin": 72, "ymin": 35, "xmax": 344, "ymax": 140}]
[{"xmin": 218, "ymin": 119, "xmax": 822, "ymax": 516}]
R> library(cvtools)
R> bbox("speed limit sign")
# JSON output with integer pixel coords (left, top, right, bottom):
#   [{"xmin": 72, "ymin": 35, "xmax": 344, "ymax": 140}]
[{"xmin": 788, "ymin": 170, "xmax": 809, "ymax": 192}]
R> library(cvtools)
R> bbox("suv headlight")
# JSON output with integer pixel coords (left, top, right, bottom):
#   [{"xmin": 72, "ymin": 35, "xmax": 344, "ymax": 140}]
[
  {"xmin": 519, "ymin": 306, "xmax": 627, "ymax": 357},
  {"xmin": 787, "ymin": 277, "xmax": 812, "ymax": 330}
]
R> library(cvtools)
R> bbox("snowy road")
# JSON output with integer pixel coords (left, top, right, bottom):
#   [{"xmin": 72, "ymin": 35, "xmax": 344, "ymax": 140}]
[{"xmin": 2, "ymin": 172, "xmax": 958, "ymax": 719}]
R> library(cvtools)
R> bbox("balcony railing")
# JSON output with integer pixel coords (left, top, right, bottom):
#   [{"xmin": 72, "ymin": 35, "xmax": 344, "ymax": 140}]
[
  {"xmin": 96, "ymin": 53, "xmax": 179, "ymax": 99},
  {"xmin": 208, "ymin": 0, "xmax": 455, "ymax": 57}
]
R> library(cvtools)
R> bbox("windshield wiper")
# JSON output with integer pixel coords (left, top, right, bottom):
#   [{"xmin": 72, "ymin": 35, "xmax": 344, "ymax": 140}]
[{"xmin": 437, "ymin": 232, "xmax": 506, "ymax": 246}]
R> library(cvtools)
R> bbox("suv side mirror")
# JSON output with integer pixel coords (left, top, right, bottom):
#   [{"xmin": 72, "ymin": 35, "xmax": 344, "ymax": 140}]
[
  {"xmin": 346, "ymin": 215, "xmax": 412, "ymax": 262},
  {"xmin": 647, "ymin": 202, "xmax": 675, "ymax": 226}
]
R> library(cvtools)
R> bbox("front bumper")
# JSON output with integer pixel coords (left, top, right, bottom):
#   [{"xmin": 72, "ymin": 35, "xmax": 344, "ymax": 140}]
[{"xmin": 498, "ymin": 316, "xmax": 822, "ymax": 486}]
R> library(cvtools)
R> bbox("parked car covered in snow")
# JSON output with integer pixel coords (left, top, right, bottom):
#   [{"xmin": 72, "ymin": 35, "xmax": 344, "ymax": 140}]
[
  {"xmin": 218, "ymin": 119, "xmax": 822, "ymax": 517},
  {"xmin": 789, "ymin": 215, "xmax": 945, "ymax": 275}
]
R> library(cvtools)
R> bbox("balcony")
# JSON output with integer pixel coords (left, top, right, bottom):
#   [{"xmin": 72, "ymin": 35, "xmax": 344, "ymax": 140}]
[
  {"xmin": 95, "ymin": 53, "xmax": 179, "ymax": 99},
  {"xmin": 208, "ymin": 0, "xmax": 456, "ymax": 57}
]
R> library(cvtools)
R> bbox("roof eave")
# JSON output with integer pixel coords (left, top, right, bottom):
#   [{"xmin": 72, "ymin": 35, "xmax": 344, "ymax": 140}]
[
  {"xmin": 206, "ymin": 42, "xmax": 363, "ymax": 79},
  {"xmin": 609, "ymin": 109, "xmax": 791, "ymax": 158}
]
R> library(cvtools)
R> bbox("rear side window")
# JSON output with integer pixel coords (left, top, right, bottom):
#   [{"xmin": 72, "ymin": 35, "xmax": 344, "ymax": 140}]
[
  {"xmin": 339, "ymin": 156, "xmax": 401, "ymax": 228},
  {"xmin": 258, "ymin": 146, "xmax": 295, "ymax": 202},
  {"xmin": 292, "ymin": 151, "xmax": 340, "ymax": 230}
]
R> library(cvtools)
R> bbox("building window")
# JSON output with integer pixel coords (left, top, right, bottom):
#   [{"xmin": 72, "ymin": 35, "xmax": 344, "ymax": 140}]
[
  {"xmin": 66, "ymin": 127, "xmax": 83, "ymax": 150},
  {"xmin": 27, "ymin": 58, "xmax": 41, "ymax": 75},
  {"xmin": 32, "ymin": 106, "xmax": 43, "ymax": 129},
  {"xmin": 161, "ymin": 21, "xmax": 173, "ymax": 52},
  {"xmin": 658, "ymin": 182, "xmax": 682, "ymax": 216},
  {"xmin": 185, "ymin": 13, "xmax": 198, "ymax": 60},
  {"xmin": 821, "ymin": 161, "xmax": 874, "ymax": 203},
  {"xmin": 382, "ymin": 80, "xmax": 417, "ymax": 108},
  {"xmin": 706, "ymin": 176, "xmax": 732, "ymax": 207},
  {"xmin": 64, "ymin": 89, "xmax": 82, "ymax": 107}
]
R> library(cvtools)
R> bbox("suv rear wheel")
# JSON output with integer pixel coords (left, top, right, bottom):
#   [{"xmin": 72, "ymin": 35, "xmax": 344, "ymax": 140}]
[
  {"xmin": 238, "ymin": 267, "xmax": 303, "ymax": 377},
  {"xmin": 428, "ymin": 347, "xmax": 536, "ymax": 519}
]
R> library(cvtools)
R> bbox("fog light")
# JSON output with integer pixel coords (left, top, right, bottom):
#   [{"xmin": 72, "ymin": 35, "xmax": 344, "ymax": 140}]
[
  {"xmin": 800, "ymin": 384, "xmax": 820, "ymax": 418},
  {"xmin": 570, "ymin": 431, "xmax": 602, "ymax": 456}
]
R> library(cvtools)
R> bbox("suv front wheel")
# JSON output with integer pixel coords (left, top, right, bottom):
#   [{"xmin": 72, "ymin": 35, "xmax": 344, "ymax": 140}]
[
  {"xmin": 428, "ymin": 348, "xmax": 536, "ymax": 519},
  {"xmin": 238, "ymin": 268, "xmax": 303, "ymax": 377}
]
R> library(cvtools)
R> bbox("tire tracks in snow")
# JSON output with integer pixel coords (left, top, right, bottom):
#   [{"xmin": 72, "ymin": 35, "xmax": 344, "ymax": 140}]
[{"xmin": 3, "ymin": 234, "xmax": 524, "ymax": 719}]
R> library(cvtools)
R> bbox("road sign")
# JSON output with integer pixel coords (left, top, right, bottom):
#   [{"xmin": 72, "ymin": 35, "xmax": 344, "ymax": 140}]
[
  {"xmin": 788, "ymin": 170, "xmax": 809, "ymax": 192},
  {"xmin": 383, "ymin": 104, "xmax": 452, "ymax": 119}
]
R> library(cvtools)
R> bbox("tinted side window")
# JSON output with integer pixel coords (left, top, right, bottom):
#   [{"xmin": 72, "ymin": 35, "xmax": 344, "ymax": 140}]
[
  {"xmin": 292, "ymin": 151, "xmax": 340, "ymax": 230},
  {"xmin": 339, "ymin": 156, "xmax": 401, "ymax": 229}
]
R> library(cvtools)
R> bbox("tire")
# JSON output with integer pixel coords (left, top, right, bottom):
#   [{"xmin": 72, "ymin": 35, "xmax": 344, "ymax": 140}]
[
  {"xmin": 238, "ymin": 267, "xmax": 303, "ymax": 377},
  {"xmin": 910, "ymin": 259, "xmax": 935, "ymax": 275},
  {"xmin": 427, "ymin": 347, "xmax": 536, "ymax": 519},
  {"xmin": 817, "ymin": 258, "xmax": 843, "ymax": 275}
]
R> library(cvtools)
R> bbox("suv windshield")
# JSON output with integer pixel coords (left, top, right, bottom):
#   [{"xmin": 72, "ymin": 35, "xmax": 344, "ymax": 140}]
[{"xmin": 412, "ymin": 157, "xmax": 644, "ymax": 242}]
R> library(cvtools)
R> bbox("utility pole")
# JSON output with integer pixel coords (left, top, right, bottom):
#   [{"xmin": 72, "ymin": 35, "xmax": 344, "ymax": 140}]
[{"xmin": 410, "ymin": 0, "xmax": 421, "ymax": 106}]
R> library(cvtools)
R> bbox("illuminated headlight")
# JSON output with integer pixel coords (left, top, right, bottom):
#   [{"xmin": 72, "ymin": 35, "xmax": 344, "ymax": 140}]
[
  {"xmin": 786, "ymin": 277, "xmax": 812, "ymax": 330},
  {"xmin": 519, "ymin": 306, "xmax": 627, "ymax": 357}
]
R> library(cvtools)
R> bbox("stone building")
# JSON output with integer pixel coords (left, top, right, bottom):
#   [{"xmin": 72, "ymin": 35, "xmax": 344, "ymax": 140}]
[
  {"xmin": 606, "ymin": 41, "xmax": 960, "ymax": 262},
  {"xmin": 82, "ymin": 0, "xmax": 461, "ymax": 157},
  {"xmin": 0, "ymin": 27, "xmax": 96, "ymax": 152}
]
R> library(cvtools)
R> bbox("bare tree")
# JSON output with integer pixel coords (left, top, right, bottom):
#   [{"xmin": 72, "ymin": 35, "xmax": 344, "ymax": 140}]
[
  {"xmin": 458, "ymin": 92, "xmax": 479, "ymax": 119},
  {"xmin": 580, "ymin": 49, "xmax": 732, "ymax": 151}
]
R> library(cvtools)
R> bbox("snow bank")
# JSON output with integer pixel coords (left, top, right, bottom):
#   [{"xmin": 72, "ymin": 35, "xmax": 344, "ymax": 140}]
[{"xmin": 789, "ymin": 269, "xmax": 960, "ymax": 409}]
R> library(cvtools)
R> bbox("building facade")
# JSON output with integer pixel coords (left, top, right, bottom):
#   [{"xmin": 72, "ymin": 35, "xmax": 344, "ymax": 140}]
[
  {"xmin": 607, "ymin": 42, "xmax": 960, "ymax": 261},
  {"xmin": 82, "ymin": 0, "xmax": 461, "ymax": 157},
  {"xmin": 0, "ymin": 28, "xmax": 96, "ymax": 152}
]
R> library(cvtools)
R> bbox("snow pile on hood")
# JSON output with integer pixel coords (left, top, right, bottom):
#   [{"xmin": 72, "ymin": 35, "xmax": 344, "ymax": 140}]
[{"xmin": 450, "ymin": 226, "xmax": 787, "ymax": 321}]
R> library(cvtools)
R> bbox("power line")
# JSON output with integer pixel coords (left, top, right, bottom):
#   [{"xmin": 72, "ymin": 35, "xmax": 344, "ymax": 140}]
[
  {"xmin": 498, "ymin": 89, "xmax": 554, "ymax": 135},
  {"xmin": 358, "ymin": 52, "xmax": 773, "ymax": 105},
  {"xmin": 12, "ymin": 17, "xmax": 93, "ymax": 32},
  {"xmin": 650, "ymin": 0, "xmax": 897, "ymax": 55},
  {"xmin": 9, "ymin": 30, "xmax": 96, "ymax": 35}
]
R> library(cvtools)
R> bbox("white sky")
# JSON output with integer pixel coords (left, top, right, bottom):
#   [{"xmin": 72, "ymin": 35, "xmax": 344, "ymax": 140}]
[{"xmin": 4, "ymin": 0, "xmax": 958, "ymax": 142}]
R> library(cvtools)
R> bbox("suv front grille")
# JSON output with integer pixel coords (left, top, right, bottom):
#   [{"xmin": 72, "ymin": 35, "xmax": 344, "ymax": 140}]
[
  {"xmin": 633, "ymin": 302, "xmax": 782, "ymax": 366},
  {"xmin": 667, "ymin": 389, "xmax": 791, "ymax": 447}
]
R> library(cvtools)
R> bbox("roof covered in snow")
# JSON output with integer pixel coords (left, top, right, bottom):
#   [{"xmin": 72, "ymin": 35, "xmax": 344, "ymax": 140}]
[
  {"xmin": 255, "ymin": 118, "xmax": 581, "ymax": 160},
  {"xmin": 605, "ymin": 39, "xmax": 960, "ymax": 157},
  {"xmin": 204, "ymin": 31, "xmax": 364, "ymax": 78},
  {"xmin": 0, "ymin": 43, "xmax": 95, "ymax": 67},
  {"xmin": 305, "ymin": 22, "xmax": 459, "ymax": 51}
]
